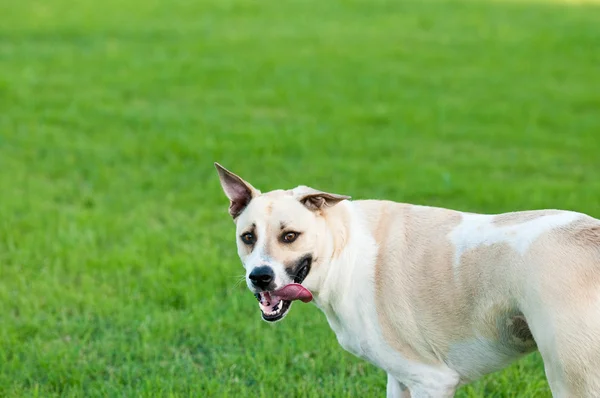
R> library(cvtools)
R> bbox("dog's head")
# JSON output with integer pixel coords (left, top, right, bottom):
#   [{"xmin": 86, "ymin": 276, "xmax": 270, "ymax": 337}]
[{"xmin": 215, "ymin": 163, "xmax": 350, "ymax": 322}]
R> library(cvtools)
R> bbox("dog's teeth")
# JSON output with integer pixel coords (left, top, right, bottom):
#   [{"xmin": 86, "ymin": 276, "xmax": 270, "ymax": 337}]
[{"xmin": 262, "ymin": 300, "xmax": 286, "ymax": 317}]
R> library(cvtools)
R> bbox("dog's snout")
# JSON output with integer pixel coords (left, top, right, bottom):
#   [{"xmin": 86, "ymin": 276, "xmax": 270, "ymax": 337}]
[{"xmin": 249, "ymin": 266, "xmax": 274, "ymax": 290}]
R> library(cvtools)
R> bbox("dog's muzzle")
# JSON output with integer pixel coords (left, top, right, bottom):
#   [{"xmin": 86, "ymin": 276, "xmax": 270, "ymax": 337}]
[{"xmin": 252, "ymin": 255, "xmax": 314, "ymax": 322}]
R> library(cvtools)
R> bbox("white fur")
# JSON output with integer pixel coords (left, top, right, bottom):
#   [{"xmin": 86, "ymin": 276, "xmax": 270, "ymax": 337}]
[{"xmin": 449, "ymin": 211, "xmax": 582, "ymax": 276}]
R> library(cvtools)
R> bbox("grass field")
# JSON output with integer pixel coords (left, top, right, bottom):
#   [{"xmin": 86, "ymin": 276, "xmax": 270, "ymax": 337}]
[{"xmin": 1, "ymin": 0, "xmax": 599, "ymax": 396}]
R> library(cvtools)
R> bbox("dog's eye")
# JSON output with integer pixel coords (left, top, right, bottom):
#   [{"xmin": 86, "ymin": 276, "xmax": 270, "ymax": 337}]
[
  {"xmin": 241, "ymin": 232, "xmax": 255, "ymax": 245},
  {"xmin": 282, "ymin": 232, "xmax": 299, "ymax": 243}
]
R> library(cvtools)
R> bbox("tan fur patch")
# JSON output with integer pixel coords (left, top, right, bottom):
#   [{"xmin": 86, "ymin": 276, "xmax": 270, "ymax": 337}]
[
  {"xmin": 492, "ymin": 210, "xmax": 562, "ymax": 226},
  {"xmin": 455, "ymin": 240, "xmax": 540, "ymax": 358},
  {"xmin": 571, "ymin": 221, "xmax": 600, "ymax": 247},
  {"xmin": 364, "ymin": 201, "xmax": 464, "ymax": 362},
  {"xmin": 457, "ymin": 243, "xmax": 517, "ymax": 332},
  {"xmin": 400, "ymin": 210, "xmax": 480, "ymax": 356}
]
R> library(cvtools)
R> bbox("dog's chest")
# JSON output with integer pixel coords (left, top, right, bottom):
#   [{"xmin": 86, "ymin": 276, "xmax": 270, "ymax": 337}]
[
  {"xmin": 319, "ymin": 301, "xmax": 389, "ymax": 365},
  {"xmin": 328, "ymin": 316, "xmax": 367, "ymax": 359},
  {"xmin": 336, "ymin": 332, "xmax": 365, "ymax": 362}
]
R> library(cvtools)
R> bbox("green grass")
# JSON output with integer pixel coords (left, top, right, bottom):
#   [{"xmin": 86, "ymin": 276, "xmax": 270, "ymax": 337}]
[{"xmin": 1, "ymin": 0, "xmax": 599, "ymax": 396}]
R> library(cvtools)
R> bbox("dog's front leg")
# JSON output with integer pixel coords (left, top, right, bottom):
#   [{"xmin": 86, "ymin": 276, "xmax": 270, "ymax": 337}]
[
  {"xmin": 387, "ymin": 373, "xmax": 411, "ymax": 398},
  {"xmin": 408, "ymin": 383, "xmax": 457, "ymax": 398},
  {"xmin": 389, "ymin": 370, "xmax": 459, "ymax": 398}
]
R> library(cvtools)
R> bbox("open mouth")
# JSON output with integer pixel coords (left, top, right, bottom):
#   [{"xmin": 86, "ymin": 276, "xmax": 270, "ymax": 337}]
[
  {"xmin": 254, "ymin": 255, "xmax": 313, "ymax": 323},
  {"xmin": 255, "ymin": 292, "xmax": 293, "ymax": 322}
]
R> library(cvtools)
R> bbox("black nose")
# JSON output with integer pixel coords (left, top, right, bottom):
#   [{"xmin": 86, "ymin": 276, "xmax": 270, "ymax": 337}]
[{"xmin": 249, "ymin": 266, "xmax": 274, "ymax": 289}]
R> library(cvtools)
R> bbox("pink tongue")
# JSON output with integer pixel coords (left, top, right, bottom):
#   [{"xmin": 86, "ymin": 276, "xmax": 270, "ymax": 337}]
[{"xmin": 272, "ymin": 283, "xmax": 313, "ymax": 303}]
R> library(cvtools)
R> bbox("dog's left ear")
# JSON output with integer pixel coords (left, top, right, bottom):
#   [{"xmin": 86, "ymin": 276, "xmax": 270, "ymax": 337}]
[{"xmin": 294, "ymin": 186, "xmax": 351, "ymax": 211}]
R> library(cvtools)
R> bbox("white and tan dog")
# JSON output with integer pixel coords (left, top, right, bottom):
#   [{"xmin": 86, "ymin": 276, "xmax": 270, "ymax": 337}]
[{"xmin": 215, "ymin": 163, "xmax": 600, "ymax": 397}]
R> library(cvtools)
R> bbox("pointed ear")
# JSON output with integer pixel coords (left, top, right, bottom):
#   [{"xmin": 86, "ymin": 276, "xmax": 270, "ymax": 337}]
[
  {"xmin": 294, "ymin": 186, "xmax": 351, "ymax": 211},
  {"xmin": 214, "ymin": 163, "xmax": 260, "ymax": 219}
]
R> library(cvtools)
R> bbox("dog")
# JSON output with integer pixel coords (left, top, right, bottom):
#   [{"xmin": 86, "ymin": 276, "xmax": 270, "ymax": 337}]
[{"xmin": 215, "ymin": 162, "xmax": 600, "ymax": 397}]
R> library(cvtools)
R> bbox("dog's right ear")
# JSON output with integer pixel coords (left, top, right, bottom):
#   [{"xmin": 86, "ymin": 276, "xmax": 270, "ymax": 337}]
[{"xmin": 214, "ymin": 163, "xmax": 260, "ymax": 219}]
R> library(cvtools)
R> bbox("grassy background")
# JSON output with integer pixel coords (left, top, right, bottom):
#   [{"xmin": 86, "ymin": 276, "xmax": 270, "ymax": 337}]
[{"xmin": 1, "ymin": 0, "xmax": 599, "ymax": 396}]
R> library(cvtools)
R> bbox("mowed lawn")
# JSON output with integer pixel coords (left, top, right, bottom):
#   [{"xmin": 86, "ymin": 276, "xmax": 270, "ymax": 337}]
[{"xmin": 1, "ymin": 0, "xmax": 599, "ymax": 396}]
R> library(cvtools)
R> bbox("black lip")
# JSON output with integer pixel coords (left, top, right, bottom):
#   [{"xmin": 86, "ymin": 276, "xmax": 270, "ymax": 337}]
[
  {"xmin": 292, "ymin": 254, "xmax": 312, "ymax": 284},
  {"xmin": 261, "ymin": 300, "xmax": 292, "ymax": 322}
]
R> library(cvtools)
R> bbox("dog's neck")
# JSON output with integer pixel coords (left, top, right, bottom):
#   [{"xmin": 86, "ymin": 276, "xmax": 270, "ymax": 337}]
[{"xmin": 311, "ymin": 201, "xmax": 379, "ymax": 319}]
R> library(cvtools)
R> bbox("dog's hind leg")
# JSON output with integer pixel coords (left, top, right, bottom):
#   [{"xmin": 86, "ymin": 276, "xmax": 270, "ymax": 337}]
[
  {"xmin": 387, "ymin": 373, "xmax": 410, "ymax": 398},
  {"xmin": 517, "ymin": 229, "xmax": 600, "ymax": 397},
  {"xmin": 524, "ymin": 293, "xmax": 600, "ymax": 396},
  {"xmin": 537, "ymin": 321, "xmax": 600, "ymax": 398}
]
